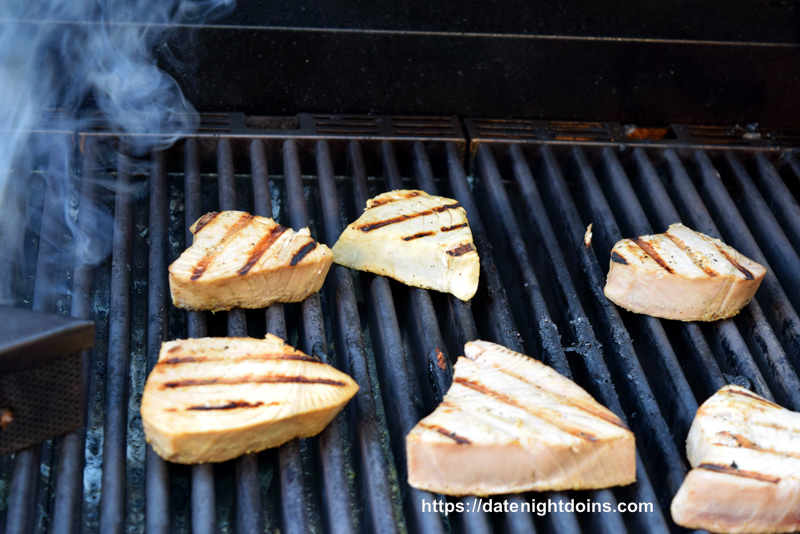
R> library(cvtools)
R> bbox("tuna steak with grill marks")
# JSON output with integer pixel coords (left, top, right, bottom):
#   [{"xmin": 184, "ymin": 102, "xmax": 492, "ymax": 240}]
[
  {"xmin": 331, "ymin": 190, "xmax": 480, "ymax": 301},
  {"xmin": 671, "ymin": 385, "xmax": 800, "ymax": 533},
  {"xmin": 406, "ymin": 341, "xmax": 636, "ymax": 495},
  {"xmin": 604, "ymin": 223, "xmax": 766, "ymax": 321},
  {"xmin": 141, "ymin": 335, "xmax": 359, "ymax": 464},
  {"xmin": 169, "ymin": 211, "xmax": 333, "ymax": 312}
]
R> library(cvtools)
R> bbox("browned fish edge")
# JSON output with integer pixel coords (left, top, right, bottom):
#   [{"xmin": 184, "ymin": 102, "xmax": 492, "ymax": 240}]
[
  {"xmin": 367, "ymin": 191, "xmax": 421, "ymax": 208},
  {"xmin": 191, "ymin": 213, "xmax": 255, "ymax": 281},
  {"xmin": 663, "ymin": 231, "xmax": 719, "ymax": 277},
  {"xmin": 610, "ymin": 251, "xmax": 628, "ymax": 265},
  {"xmin": 713, "ymin": 243, "xmax": 755, "ymax": 280},
  {"xmin": 632, "ymin": 238, "xmax": 674, "ymax": 274},
  {"xmin": 194, "ymin": 212, "xmax": 220, "ymax": 233},
  {"xmin": 454, "ymin": 377, "xmax": 598, "ymax": 441},
  {"xmin": 418, "ymin": 423, "xmax": 472, "ymax": 444},
  {"xmin": 441, "ymin": 223, "xmax": 468, "ymax": 232},
  {"xmin": 403, "ymin": 231, "xmax": 435, "ymax": 241},
  {"xmin": 697, "ymin": 463, "xmax": 781, "ymax": 484},
  {"xmin": 446, "ymin": 243, "xmax": 475, "ymax": 257},
  {"xmin": 160, "ymin": 352, "xmax": 322, "ymax": 365},
  {"xmin": 357, "ymin": 202, "xmax": 462, "ymax": 232},
  {"xmin": 186, "ymin": 400, "xmax": 266, "ymax": 411},
  {"xmin": 163, "ymin": 375, "xmax": 349, "ymax": 388},
  {"xmin": 237, "ymin": 225, "xmax": 288, "ymax": 275}
]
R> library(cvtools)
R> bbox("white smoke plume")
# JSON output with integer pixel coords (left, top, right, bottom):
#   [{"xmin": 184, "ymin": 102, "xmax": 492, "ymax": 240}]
[{"xmin": 0, "ymin": 0, "xmax": 234, "ymax": 305}]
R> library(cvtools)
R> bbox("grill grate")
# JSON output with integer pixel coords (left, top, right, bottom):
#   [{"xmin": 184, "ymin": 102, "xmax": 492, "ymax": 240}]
[{"xmin": 2, "ymin": 117, "xmax": 800, "ymax": 534}]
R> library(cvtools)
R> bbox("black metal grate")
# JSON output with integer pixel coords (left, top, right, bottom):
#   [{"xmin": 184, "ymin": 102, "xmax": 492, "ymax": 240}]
[{"xmin": 2, "ymin": 117, "xmax": 800, "ymax": 534}]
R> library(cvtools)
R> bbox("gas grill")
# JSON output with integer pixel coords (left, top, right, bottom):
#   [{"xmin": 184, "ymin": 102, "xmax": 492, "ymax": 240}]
[
  {"xmin": 4, "ymin": 3, "xmax": 800, "ymax": 533},
  {"xmin": 3, "ymin": 115, "xmax": 800, "ymax": 534}
]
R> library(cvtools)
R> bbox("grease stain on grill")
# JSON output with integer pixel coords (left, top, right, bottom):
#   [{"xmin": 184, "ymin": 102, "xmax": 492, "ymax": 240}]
[{"xmin": 290, "ymin": 241, "xmax": 318, "ymax": 266}]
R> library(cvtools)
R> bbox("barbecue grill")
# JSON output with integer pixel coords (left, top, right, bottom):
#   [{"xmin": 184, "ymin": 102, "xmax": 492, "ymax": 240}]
[{"xmin": 4, "ymin": 5, "xmax": 800, "ymax": 534}]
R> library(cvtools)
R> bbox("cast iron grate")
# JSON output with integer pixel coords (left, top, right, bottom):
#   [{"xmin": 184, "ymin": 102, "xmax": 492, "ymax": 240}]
[{"xmin": 2, "ymin": 117, "xmax": 800, "ymax": 534}]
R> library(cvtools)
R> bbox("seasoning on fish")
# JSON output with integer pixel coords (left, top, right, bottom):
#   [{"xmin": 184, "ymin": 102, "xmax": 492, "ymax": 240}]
[
  {"xmin": 604, "ymin": 223, "xmax": 766, "ymax": 321},
  {"xmin": 671, "ymin": 385, "xmax": 800, "ymax": 533},
  {"xmin": 331, "ymin": 190, "xmax": 479, "ymax": 301},
  {"xmin": 169, "ymin": 211, "xmax": 333, "ymax": 312},
  {"xmin": 141, "ymin": 335, "xmax": 359, "ymax": 464},
  {"xmin": 406, "ymin": 341, "xmax": 636, "ymax": 495}
]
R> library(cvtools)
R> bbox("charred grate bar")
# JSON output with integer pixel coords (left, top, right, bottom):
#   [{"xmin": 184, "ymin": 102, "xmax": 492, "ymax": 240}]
[{"xmin": 1, "ymin": 116, "xmax": 800, "ymax": 533}]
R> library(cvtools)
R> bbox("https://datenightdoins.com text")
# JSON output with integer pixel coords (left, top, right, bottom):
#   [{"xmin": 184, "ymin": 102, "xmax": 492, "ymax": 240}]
[{"xmin": 422, "ymin": 497, "xmax": 654, "ymax": 516}]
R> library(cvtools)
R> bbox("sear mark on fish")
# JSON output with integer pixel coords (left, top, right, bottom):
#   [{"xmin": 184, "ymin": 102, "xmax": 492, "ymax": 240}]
[
  {"xmin": 163, "ymin": 375, "xmax": 349, "ymax": 389},
  {"xmin": 186, "ymin": 400, "xmax": 267, "ymax": 411},
  {"xmin": 446, "ymin": 243, "xmax": 475, "ymax": 257},
  {"xmin": 290, "ymin": 241, "xmax": 318, "ymax": 266},
  {"xmin": 697, "ymin": 463, "xmax": 781, "ymax": 484},
  {"xmin": 191, "ymin": 213, "xmax": 255, "ymax": 281},
  {"xmin": 194, "ymin": 211, "xmax": 220, "ymax": 233},
  {"xmin": 713, "ymin": 243, "xmax": 755, "ymax": 280},
  {"xmin": 237, "ymin": 225, "xmax": 288, "ymax": 275},
  {"xmin": 610, "ymin": 251, "xmax": 628, "ymax": 265},
  {"xmin": 357, "ymin": 202, "xmax": 462, "ymax": 232},
  {"xmin": 403, "ymin": 231, "xmax": 435, "ymax": 241},
  {"xmin": 419, "ymin": 423, "xmax": 472, "ymax": 444},
  {"xmin": 441, "ymin": 223, "xmax": 468, "ymax": 232},
  {"xmin": 632, "ymin": 237, "xmax": 674, "ymax": 273},
  {"xmin": 454, "ymin": 377, "xmax": 598, "ymax": 441}
]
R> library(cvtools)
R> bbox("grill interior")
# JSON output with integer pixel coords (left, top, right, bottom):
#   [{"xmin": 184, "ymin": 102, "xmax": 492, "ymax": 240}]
[{"xmin": 2, "ymin": 118, "xmax": 800, "ymax": 534}]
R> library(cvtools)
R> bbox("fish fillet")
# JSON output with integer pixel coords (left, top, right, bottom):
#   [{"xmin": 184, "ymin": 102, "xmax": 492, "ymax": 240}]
[
  {"xmin": 331, "ymin": 190, "xmax": 479, "ymax": 301},
  {"xmin": 406, "ymin": 341, "xmax": 635, "ymax": 495},
  {"xmin": 604, "ymin": 223, "xmax": 766, "ymax": 321},
  {"xmin": 671, "ymin": 385, "xmax": 800, "ymax": 533},
  {"xmin": 169, "ymin": 211, "xmax": 333, "ymax": 312},
  {"xmin": 141, "ymin": 335, "xmax": 359, "ymax": 464}
]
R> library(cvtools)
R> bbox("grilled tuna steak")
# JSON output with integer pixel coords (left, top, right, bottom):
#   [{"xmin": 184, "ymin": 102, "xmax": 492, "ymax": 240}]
[
  {"xmin": 672, "ymin": 385, "xmax": 800, "ymax": 533},
  {"xmin": 331, "ymin": 190, "xmax": 479, "ymax": 301},
  {"xmin": 604, "ymin": 223, "xmax": 766, "ymax": 321},
  {"xmin": 141, "ymin": 335, "xmax": 358, "ymax": 464},
  {"xmin": 406, "ymin": 341, "xmax": 635, "ymax": 495},
  {"xmin": 169, "ymin": 211, "xmax": 333, "ymax": 312}
]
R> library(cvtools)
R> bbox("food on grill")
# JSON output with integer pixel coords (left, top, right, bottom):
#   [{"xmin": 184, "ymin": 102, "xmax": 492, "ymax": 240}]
[
  {"xmin": 169, "ymin": 211, "xmax": 333, "ymax": 312},
  {"xmin": 331, "ymin": 190, "xmax": 480, "ymax": 301},
  {"xmin": 604, "ymin": 223, "xmax": 766, "ymax": 321},
  {"xmin": 405, "ymin": 340, "xmax": 635, "ymax": 495},
  {"xmin": 141, "ymin": 335, "xmax": 359, "ymax": 464},
  {"xmin": 671, "ymin": 385, "xmax": 800, "ymax": 533}
]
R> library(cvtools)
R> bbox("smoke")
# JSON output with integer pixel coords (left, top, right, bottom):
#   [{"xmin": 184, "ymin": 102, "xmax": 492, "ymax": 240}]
[{"xmin": 0, "ymin": 0, "xmax": 234, "ymax": 305}]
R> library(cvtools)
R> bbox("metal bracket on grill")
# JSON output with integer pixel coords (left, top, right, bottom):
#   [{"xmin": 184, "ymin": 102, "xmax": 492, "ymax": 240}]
[{"xmin": 464, "ymin": 117, "xmax": 800, "ymax": 150}]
